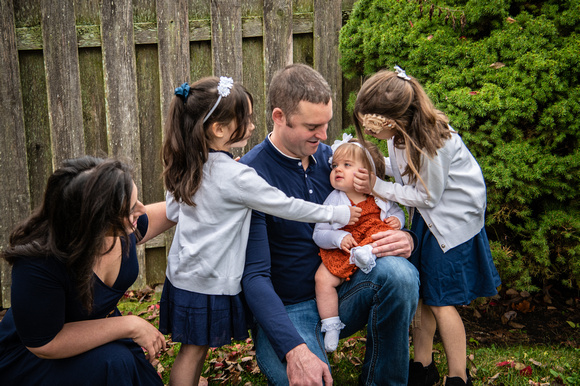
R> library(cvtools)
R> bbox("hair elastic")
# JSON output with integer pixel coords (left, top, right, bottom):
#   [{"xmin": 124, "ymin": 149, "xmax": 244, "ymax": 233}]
[
  {"xmin": 174, "ymin": 82, "xmax": 191, "ymax": 102},
  {"xmin": 330, "ymin": 133, "xmax": 376, "ymax": 175},
  {"xmin": 203, "ymin": 76, "xmax": 234, "ymax": 123}
]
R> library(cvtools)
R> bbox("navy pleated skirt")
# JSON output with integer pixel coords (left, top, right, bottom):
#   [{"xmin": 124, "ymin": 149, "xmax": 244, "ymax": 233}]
[
  {"xmin": 410, "ymin": 212, "xmax": 501, "ymax": 306},
  {"xmin": 159, "ymin": 277, "xmax": 249, "ymax": 347}
]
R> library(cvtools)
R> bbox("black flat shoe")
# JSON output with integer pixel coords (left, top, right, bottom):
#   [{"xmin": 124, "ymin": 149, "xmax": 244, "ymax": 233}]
[
  {"xmin": 444, "ymin": 369, "xmax": 473, "ymax": 386},
  {"xmin": 408, "ymin": 353, "xmax": 440, "ymax": 386}
]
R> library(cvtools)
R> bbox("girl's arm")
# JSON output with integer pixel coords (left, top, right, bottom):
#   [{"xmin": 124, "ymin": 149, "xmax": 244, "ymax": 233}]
[
  {"xmin": 313, "ymin": 222, "xmax": 351, "ymax": 250},
  {"xmin": 373, "ymin": 151, "xmax": 449, "ymax": 208},
  {"xmin": 27, "ymin": 315, "xmax": 165, "ymax": 364},
  {"xmin": 236, "ymin": 166, "xmax": 359, "ymax": 227},
  {"xmin": 312, "ymin": 191, "xmax": 352, "ymax": 249},
  {"xmin": 137, "ymin": 201, "xmax": 176, "ymax": 245}
]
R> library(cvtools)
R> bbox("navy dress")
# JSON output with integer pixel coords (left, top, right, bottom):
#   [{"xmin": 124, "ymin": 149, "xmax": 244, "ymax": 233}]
[
  {"xmin": 0, "ymin": 215, "xmax": 163, "ymax": 386},
  {"xmin": 410, "ymin": 211, "xmax": 501, "ymax": 306}
]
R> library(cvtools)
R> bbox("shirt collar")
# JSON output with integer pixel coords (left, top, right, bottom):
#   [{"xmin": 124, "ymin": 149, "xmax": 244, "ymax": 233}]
[
  {"xmin": 266, "ymin": 133, "xmax": 317, "ymax": 167},
  {"xmin": 209, "ymin": 149, "xmax": 234, "ymax": 158}
]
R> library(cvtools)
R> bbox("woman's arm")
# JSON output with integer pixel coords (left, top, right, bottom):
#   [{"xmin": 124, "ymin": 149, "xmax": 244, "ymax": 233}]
[
  {"xmin": 138, "ymin": 201, "xmax": 176, "ymax": 245},
  {"xmin": 27, "ymin": 315, "xmax": 165, "ymax": 364}
]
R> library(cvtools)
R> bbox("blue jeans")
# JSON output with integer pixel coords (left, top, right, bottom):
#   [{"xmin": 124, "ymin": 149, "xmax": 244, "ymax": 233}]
[{"xmin": 254, "ymin": 256, "xmax": 419, "ymax": 386}]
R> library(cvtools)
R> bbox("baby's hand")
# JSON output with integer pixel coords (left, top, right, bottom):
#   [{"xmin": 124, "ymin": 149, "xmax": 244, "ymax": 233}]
[
  {"xmin": 384, "ymin": 216, "xmax": 401, "ymax": 230},
  {"xmin": 348, "ymin": 206, "xmax": 362, "ymax": 225},
  {"xmin": 340, "ymin": 234, "xmax": 358, "ymax": 253}
]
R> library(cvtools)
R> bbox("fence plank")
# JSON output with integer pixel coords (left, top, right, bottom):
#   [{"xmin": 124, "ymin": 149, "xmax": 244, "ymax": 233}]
[
  {"xmin": 79, "ymin": 49, "xmax": 109, "ymax": 156},
  {"xmin": 157, "ymin": 0, "xmax": 190, "ymax": 127},
  {"xmin": 240, "ymin": 0, "xmax": 266, "ymax": 152},
  {"xmin": 210, "ymin": 0, "xmax": 243, "ymax": 80},
  {"xmin": 0, "ymin": 0, "xmax": 32, "ymax": 308},
  {"xmin": 313, "ymin": 0, "xmax": 343, "ymax": 142},
  {"xmin": 101, "ymin": 0, "xmax": 146, "ymax": 289},
  {"xmin": 41, "ymin": 0, "xmax": 85, "ymax": 167},
  {"xmin": 263, "ymin": 0, "xmax": 293, "ymax": 131}
]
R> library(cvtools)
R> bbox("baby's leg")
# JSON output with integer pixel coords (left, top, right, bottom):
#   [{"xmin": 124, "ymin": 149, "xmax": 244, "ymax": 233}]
[
  {"xmin": 315, "ymin": 264, "xmax": 346, "ymax": 352},
  {"xmin": 169, "ymin": 343, "xmax": 209, "ymax": 385}
]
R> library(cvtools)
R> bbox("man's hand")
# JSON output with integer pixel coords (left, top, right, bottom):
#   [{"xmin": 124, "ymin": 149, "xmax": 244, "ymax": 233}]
[
  {"xmin": 371, "ymin": 230, "xmax": 414, "ymax": 258},
  {"xmin": 354, "ymin": 168, "xmax": 375, "ymax": 194},
  {"xmin": 286, "ymin": 344, "xmax": 333, "ymax": 385}
]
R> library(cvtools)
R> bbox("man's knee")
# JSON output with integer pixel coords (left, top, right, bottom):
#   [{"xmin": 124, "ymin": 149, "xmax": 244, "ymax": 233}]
[{"xmin": 372, "ymin": 256, "xmax": 419, "ymax": 290}]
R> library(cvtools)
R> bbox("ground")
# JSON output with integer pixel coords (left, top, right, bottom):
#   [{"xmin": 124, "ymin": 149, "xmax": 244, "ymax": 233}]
[{"xmin": 456, "ymin": 286, "xmax": 580, "ymax": 349}]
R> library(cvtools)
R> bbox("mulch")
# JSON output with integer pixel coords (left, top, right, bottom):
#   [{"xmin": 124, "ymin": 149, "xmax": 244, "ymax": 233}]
[{"xmin": 454, "ymin": 286, "xmax": 580, "ymax": 348}]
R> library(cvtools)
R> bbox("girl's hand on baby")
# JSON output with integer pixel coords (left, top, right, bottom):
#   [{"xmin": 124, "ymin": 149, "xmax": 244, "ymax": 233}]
[
  {"xmin": 340, "ymin": 234, "xmax": 358, "ymax": 253},
  {"xmin": 354, "ymin": 168, "xmax": 375, "ymax": 194},
  {"xmin": 348, "ymin": 206, "xmax": 362, "ymax": 225},
  {"xmin": 384, "ymin": 216, "xmax": 401, "ymax": 229}
]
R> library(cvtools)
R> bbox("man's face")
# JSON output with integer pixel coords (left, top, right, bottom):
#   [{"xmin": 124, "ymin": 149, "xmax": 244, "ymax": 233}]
[{"xmin": 274, "ymin": 100, "xmax": 332, "ymax": 161}]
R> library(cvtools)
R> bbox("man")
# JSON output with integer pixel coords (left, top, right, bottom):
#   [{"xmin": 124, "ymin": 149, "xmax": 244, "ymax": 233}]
[{"xmin": 240, "ymin": 63, "xmax": 419, "ymax": 385}]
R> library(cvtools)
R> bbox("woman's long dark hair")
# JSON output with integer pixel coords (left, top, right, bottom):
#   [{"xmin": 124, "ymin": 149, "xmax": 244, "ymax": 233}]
[
  {"xmin": 162, "ymin": 76, "xmax": 254, "ymax": 206},
  {"xmin": 2, "ymin": 156, "xmax": 134, "ymax": 313}
]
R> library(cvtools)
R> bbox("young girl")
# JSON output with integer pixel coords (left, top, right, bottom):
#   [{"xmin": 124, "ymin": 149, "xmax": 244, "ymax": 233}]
[
  {"xmin": 352, "ymin": 67, "xmax": 501, "ymax": 386},
  {"xmin": 159, "ymin": 76, "xmax": 360, "ymax": 385},
  {"xmin": 313, "ymin": 134, "xmax": 406, "ymax": 352}
]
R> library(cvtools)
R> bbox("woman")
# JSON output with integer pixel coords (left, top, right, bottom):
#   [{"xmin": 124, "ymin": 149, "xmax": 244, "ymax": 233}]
[{"xmin": 0, "ymin": 156, "xmax": 175, "ymax": 385}]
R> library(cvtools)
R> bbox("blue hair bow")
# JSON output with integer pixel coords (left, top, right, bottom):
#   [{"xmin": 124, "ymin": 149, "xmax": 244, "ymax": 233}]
[{"xmin": 174, "ymin": 82, "xmax": 191, "ymax": 101}]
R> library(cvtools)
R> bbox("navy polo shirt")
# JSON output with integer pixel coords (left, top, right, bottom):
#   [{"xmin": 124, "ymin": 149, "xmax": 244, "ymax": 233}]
[{"xmin": 240, "ymin": 135, "xmax": 334, "ymax": 358}]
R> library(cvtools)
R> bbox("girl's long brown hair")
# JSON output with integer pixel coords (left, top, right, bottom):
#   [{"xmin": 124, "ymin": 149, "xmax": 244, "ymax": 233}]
[
  {"xmin": 162, "ymin": 77, "xmax": 253, "ymax": 206},
  {"xmin": 353, "ymin": 70, "xmax": 451, "ymax": 190},
  {"xmin": 2, "ymin": 156, "xmax": 134, "ymax": 313}
]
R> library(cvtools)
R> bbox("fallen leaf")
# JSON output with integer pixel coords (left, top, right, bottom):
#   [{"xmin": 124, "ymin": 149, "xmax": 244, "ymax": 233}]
[
  {"xmin": 506, "ymin": 288, "xmax": 519, "ymax": 296},
  {"xmin": 519, "ymin": 365, "xmax": 533, "ymax": 375},
  {"xmin": 508, "ymin": 321, "xmax": 526, "ymax": 329},
  {"xmin": 502, "ymin": 310, "xmax": 517, "ymax": 324}
]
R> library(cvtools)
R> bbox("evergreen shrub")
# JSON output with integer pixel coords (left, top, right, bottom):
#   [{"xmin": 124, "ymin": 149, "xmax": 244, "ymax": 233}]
[{"xmin": 339, "ymin": 0, "xmax": 580, "ymax": 291}]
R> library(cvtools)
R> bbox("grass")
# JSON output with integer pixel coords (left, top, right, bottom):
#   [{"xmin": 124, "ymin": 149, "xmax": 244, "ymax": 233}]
[{"xmin": 117, "ymin": 291, "xmax": 580, "ymax": 385}]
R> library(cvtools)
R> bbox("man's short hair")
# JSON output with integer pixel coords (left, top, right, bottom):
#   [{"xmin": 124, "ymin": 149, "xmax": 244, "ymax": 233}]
[{"xmin": 268, "ymin": 64, "xmax": 332, "ymax": 122}]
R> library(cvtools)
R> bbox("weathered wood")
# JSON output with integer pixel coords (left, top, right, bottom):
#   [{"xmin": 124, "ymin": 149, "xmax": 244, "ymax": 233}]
[
  {"xmin": 136, "ymin": 45, "xmax": 164, "ymax": 205},
  {"xmin": 101, "ymin": 0, "xmax": 146, "ymax": 288},
  {"xmin": 41, "ymin": 0, "xmax": 85, "ymax": 167},
  {"xmin": 240, "ymin": 0, "xmax": 265, "ymax": 153},
  {"xmin": 263, "ymin": 0, "xmax": 293, "ymax": 131},
  {"xmin": 20, "ymin": 52, "xmax": 53, "ymax": 210},
  {"xmin": 3, "ymin": 0, "xmax": 356, "ymax": 292},
  {"xmin": 15, "ymin": 15, "xmax": 318, "ymax": 50},
  {"xmin": 79, "ymin": 48, "xmax": 108, "ymax": 156},
  {"xmin": 157, "ymin": 0, "xmax": 190, "ymax": 127},
  {"xmin": 314, "ymin": 0, "xmax": 343, "ymax": 142},
  {"xmin": 0, "ymin": 0, "xmax": 32, "ymax": 308},
  {"xmin": 210, "ymin": 0, "xmax": 243, "ymax": 80}
]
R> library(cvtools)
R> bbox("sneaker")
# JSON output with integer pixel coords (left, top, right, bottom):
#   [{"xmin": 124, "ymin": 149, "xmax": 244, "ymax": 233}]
[{"xmin": 408, "ymin": 353, "xmax": 440, "ymax": 386}]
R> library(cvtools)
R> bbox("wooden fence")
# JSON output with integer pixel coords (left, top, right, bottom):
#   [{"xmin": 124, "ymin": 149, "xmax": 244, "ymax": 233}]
[{"xmin": 0, "ymin": 0, "xmax": 360, "ymax": 308}]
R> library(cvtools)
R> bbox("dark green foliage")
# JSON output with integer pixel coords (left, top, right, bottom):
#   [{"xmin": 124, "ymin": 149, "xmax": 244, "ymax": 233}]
[{"xmin": 340, "ymin": 0, "xmax": 580, "ymax": 291}]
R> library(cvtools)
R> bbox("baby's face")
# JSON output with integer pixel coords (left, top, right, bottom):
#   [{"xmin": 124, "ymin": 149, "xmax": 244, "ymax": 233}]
[{"xmin": 330, "ymin": 155, "xmax": 366, "ymax": 194}]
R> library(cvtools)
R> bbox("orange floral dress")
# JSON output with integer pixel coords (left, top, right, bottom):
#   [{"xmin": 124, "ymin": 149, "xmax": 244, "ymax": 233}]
[{"xmin": 320, "ymin": 195, "xmax": 394, "ymax": 280}]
